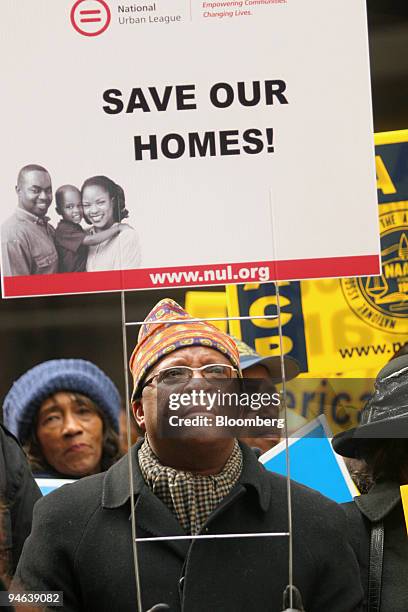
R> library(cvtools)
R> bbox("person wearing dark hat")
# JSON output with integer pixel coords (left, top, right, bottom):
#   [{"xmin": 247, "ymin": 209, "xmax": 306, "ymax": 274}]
[
  {"xmin": 14, "ymin": 300, "xmax": 363, "ymax": 612},
  {"xmin": 235, "ymin": 337, "xmax": 300, "ymax": 383},
  {"xmin": 234, "ymin": 338, "xmax": 305, "ymax": 453},
  {"xmin": 332, "ymin": 354, "xmax": 408, "ymax": 612},
  {"xmin": 3, "ymin": 359, "xmax": 122, "ymax": 478}
]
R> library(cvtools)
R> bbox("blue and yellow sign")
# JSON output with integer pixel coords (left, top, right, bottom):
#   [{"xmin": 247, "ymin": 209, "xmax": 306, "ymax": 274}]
[
  {"xmin": 227, "ymin": 282, "xmax": 308, "ymax": 372},
  {"xmin": 225, "ymin": 130, "xmax": 408, "ymax": 375},
  {"xmin": 341, "ymin": 131, "xmax": 408, "ymax": 338},
  {"xmin": 185, "ymin": 130, "xmax": 407, "ymax": 383}
]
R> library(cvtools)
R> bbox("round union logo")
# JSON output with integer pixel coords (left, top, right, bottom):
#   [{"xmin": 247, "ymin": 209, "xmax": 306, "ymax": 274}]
[{"xmin": 341, "ymin": 205, "xmax": 408, "ymax": 334}]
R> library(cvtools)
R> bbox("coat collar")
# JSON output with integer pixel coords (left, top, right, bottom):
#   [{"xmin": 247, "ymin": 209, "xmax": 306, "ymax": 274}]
[
  {"xmin": 355, "ymin": 479, "xmax": 401, "ymax": 522},
  {"xmin": 102, "ymin": 438, "xmax": 146, "ymax": 508},
  {"xmin": 102, "ymin": 439, "xmax": 271, "ymax": 513},
  {"xmin": 102, "ymin": 440, "xmax": 271, "ymax": 560}
]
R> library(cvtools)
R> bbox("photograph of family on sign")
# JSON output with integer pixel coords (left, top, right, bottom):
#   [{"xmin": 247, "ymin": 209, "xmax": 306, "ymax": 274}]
[{"xmin": 1, "ymin": 165, "xmax": 142, "ymax": 276}]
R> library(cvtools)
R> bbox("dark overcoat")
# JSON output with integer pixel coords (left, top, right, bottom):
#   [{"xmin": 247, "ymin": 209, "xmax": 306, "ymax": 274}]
[
  {"xmin": 0, "ymin": 424, "xmax": 42, "ymax": 573},
  {"xmin": 16, "ymin": 441, "xmax": 363, "ymax": 611},
  {"xmin": 343, "ymin": 480, "xmax": 408, "ymax": 611}
]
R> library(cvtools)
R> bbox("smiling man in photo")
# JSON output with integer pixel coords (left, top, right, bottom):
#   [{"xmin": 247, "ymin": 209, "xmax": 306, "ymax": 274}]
[{"xmin": 1, "ymin": 164, "xmax": 58, "ymax": 276}]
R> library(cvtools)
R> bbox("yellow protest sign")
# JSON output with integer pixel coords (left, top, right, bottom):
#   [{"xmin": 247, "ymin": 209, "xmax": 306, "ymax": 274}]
[
  {"xmin": 224, "ymin": 130, "xmax": 408, "ymax": 375},
  {"xmin": 401, "ymin": 485, "xmax": 408, "ymax": 535},
  {"xmin": 301, "ymin": 259, "xmax": 407, "ymax": 374},
  {"xmin": 184, "ymin": 291, "xmax": 227, "ymax": 332},
  {"xmin": 185, "ymin": 286, "xmax": 379, "ymax": 433}
]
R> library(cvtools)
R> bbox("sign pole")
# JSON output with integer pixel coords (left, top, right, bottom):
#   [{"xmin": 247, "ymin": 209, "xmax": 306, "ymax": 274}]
[
  {"xmin": 275, "ymin": 282, "xmax": 295, "ymax": 609},
  {"xmin": 121, "ymin": 290, "xmax": 144, "ymax": 612},
  {"xmin": 268, "ymin": 183, "xmax": 295, "ymax": 608}
]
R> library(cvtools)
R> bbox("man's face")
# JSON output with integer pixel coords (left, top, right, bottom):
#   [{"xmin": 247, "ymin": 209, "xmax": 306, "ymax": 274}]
[
  {"xmin": 16, "ymin": 170, "xmax": 52, "ymax": 217},
  {"xmin": 133, "ymin": 346, "xmax": 237, "ymax": 459},
  {"xmin": 36, "ymin": 391, "xmax": 104, "ymax": 477},
  {"xmin": 243, "ymin": 364, "xmax": 270, "ymax": 380}
]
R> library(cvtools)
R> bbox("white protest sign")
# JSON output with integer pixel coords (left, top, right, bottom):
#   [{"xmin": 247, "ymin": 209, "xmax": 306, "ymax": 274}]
[
  {"xmin": 36, "ymin": 477, "xmax": 75, "ymax": 496},
  {"xmin": 1, "ymin": 0, "xmax": 379, "ymax": 298}
]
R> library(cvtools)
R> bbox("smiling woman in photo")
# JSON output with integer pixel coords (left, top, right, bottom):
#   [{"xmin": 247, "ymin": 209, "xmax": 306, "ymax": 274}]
[
  {"xmin": 3, "ymin": 359, "xmax": 122, "ymax": 479},
  {"xmin": 81, "ymin": 175, "xmax": 142, "ymax": 272}
]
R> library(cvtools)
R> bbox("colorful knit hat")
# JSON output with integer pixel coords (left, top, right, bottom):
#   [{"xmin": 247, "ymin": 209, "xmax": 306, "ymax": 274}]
[
  {"xmin": 130, "ymin": 298, "xmax": 241, "ymax": 400},
  {"xmin": 3, "ymin": 359, "xmax": 121, "ymax": 443}
]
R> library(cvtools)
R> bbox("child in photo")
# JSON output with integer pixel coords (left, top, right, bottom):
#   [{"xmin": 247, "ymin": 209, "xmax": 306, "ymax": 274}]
[{"xmin": 55, "ymin": 185, "xmax": 122, "ymax": 273}]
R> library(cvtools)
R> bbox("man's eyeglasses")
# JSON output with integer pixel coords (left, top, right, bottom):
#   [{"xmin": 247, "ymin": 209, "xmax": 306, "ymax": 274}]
[{"xmin": 142, "ymin": 363, "xmax": 238, "ymax": 391}]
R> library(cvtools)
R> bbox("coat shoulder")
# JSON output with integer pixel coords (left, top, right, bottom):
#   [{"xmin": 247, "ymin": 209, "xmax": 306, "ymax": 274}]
[
  {"xmin": 263, "ymin": 468, "xmax": 344, "ymax": 513},
  {"xmin": 342, "ymin": 499, "xmax": 363, "ymax": 520},
  {"xmin": 34, "ymin": 472, "xmax": 105, "ymax": 524},
  {"xmin": 1, "ymin": 214, "xmax": 28, "ymax": 241},
  {"xmin": 261, "ymin": 469, "xmax": 351, "ymax": 538},
  {"xmin": 0, "ymin": 423, "xmax": 27, "ymax": 483}
]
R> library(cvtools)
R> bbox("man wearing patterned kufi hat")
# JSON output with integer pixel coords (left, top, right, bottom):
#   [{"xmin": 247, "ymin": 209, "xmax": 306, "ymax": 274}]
[
  {"xmin": 15, "ymin": 299, "xmax": 364, "ymax": 612},
  {"xmin": 129, "ymin": 298, "xmax": 242, "ymax": 490}
]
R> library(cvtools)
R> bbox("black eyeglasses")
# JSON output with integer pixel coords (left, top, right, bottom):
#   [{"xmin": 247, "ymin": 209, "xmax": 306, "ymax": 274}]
[{"xmin": 142, "ymin": 363, "xmax": 238, "ymax": 391}]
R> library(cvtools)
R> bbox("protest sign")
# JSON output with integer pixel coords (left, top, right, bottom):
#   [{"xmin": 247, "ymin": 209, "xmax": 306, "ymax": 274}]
[
  {"xmin": 259, "ymin": 415, "xmax": 358, "ymax": 503},
  {"xmin": 226, "ymin": 279, "xmax": 406, "ymax": 376},
  {"xmin": 281, "ymin": 376, "xmax": 373, "ymax": 435},
  {"xmin": 185, "ymin": 291, "xmax": 228, "ymax": 332},
  {"xmin": 225, "ymin": 130, "xmax": 408, "ymax": 374},
  {"xmin": 1, "ymin": 0, "xmax": 379, "ymax": 298},
  {"xmin": 401, "ymin": 485, "xmax": 408, "ymax": 535}
]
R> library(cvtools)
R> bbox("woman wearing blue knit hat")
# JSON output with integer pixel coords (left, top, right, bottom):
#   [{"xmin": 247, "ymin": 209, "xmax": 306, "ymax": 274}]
[{"xmin": 3, "ymin": 359, "xmax": 122, "ymax": 479}]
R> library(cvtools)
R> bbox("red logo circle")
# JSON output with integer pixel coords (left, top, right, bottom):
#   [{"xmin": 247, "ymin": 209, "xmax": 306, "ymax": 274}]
[{"xmin": 70, "ymin": 0, "xmax": 111, "ymax": 37}]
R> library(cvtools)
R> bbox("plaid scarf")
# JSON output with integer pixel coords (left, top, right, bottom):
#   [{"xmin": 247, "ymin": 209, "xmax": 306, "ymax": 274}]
[{"xmin": 138, "ymin": 439, "xmax": 242, "ymax": 535}]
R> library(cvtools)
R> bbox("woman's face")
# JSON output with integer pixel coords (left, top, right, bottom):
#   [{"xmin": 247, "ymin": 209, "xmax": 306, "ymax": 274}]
[
  {"xmin": 82, "ymin": 184, "xmax": 115, "ymax": 230},
  {"xmin": 36, "ymin": 392, "xmax": 104, "ymax": 477}
]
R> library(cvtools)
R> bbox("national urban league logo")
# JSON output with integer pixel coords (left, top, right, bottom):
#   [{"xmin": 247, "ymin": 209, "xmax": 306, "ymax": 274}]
[
  {"xmin": 341, "ymin": 206, "xmax": 408, "ymax": 334},
  {"xmin": 71, "ymin": 0, "xmax": 111, "ymax": 37}
]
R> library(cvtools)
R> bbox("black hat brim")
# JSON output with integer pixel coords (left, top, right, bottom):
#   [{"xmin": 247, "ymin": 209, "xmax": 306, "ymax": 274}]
[
  {"xmin": 332, "ymin": 415, "xmax": 408, "ymax": 458},
  {"xmin": 241, "ymin": 354, "xmax": 300, "ymax": 383}
]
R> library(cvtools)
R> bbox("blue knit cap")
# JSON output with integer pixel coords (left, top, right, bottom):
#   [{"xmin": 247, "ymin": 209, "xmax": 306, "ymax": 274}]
[{"xmin": 3, "ymin": 359, "xmax": 121, "ymax": 443}]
